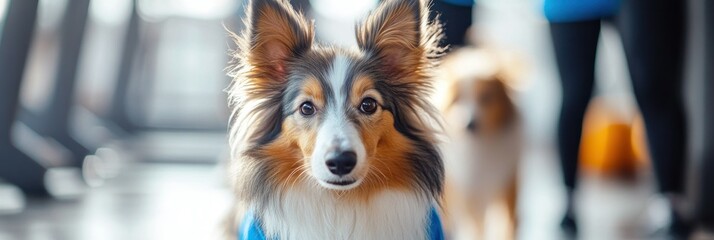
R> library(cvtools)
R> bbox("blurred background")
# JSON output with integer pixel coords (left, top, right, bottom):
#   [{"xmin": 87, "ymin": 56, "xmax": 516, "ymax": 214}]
[{"xmin": 0, "ymin": 0, "xmax": 711, "ymax": 239}]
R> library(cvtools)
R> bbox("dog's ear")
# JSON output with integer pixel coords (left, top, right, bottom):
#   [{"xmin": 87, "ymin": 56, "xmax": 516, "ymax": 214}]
[
  {"xmin": 356, "ymin": 0, "xmax": 443, "ymax": 78},
  {"xmin": 242, "ymin": 0, "xmax": 313, "ymax": 80}
]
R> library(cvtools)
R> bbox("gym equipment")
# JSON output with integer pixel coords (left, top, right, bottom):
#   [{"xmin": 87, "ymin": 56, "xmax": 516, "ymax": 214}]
[
  {"xmin": 0, "ymin": 0, "xmax": 49, "ymax": 195},
  {"xmin": 19, "ymin": 0, "xmax": 93, "ymax": 168}
]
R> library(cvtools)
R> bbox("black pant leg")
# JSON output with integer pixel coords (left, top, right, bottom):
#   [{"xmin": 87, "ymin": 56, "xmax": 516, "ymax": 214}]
[
  {"xmin": 550, "ymin": 20, "xmax": 601, "ymax": 191},
  {"xmin": 699, "ymin": 0, "xmax": 714, "ymax": 229},
  {"xmin": 617, "ymin": 0, "xmax": 688, "ymax": 194}
]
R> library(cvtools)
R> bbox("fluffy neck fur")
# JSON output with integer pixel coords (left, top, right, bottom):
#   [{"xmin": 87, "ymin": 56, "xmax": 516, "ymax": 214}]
[{"xmin": 258, "ymin": 183, "xmax": 432, "ymax": 240}]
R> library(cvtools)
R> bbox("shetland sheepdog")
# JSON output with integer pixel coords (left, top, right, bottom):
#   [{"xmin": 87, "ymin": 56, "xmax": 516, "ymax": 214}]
[
  {"xmin": 434, "ymin": 47, "xmax": 523, "ymax": 240},
  {"xmin": 224, "ymin": 0, "xmax": 446, "ymax": 239}
]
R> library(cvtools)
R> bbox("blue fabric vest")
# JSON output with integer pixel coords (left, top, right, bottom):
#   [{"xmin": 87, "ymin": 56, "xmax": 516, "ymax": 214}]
[
  {"xmin": 543, "ymin": 0, "xmax": 620, "ymax": 22},
  {"xmin": 238, "ymin": 207, "xmax": 444, "ymax": 240}
]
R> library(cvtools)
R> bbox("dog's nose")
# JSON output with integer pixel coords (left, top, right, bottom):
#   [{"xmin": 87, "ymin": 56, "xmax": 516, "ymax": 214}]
[
  {"xmin": 466, "ymin": 119, "xmax": 479, "ymax": 132},
  {"xmin": 326, "ymin": 151, "xmax": 357, "ymax": 176}
]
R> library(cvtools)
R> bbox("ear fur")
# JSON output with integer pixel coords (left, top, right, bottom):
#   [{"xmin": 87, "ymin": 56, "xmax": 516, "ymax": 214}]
[
  {"xmin": 229, "ymin": 0, "xmax": 313, "ymax": 91},
  {"xmin": 226, "ymin": 0, "xmax": 313, "ymax": 157},
  {"xmin": 356, "ymin": 0, "xmax": 444, "ymax": 79}
]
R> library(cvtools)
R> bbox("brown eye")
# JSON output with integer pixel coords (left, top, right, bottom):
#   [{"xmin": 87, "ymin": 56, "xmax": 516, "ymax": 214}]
[
  {"xmin": 300, "ymin": 101, "xmax": 316, "ymax": 116},
  {"xmin": 359, "ymin": 98, "xmax": 378, "ymax": 115}
]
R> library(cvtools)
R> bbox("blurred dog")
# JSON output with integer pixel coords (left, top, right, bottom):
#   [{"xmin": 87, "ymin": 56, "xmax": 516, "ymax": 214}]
[
  {"xmin": 434, "ymin": 47, "xmax": 524, "ymax": 240},
  {"xmin": 224, "ymin": 0, "xmax": 447, "ymax": 239}
]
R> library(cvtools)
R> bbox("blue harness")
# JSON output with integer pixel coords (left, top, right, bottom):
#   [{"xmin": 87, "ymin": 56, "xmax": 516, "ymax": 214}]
[{"xmin": 239, "ymin": 207, "xmax": 444, "ymax": 240}]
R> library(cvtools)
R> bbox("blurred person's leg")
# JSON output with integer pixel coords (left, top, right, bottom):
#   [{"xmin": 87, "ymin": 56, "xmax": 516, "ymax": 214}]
[
  {"xmin": 698, "ymin": 0, "xmax": 714, "ymax": 232},
  {"xmin": 616, "ymin": 0, "xmax": 689, "ymax": 236},
  {"xmin": 549, "ymin": 19, "xmax": 601, "ymax": 235},
  {"xmin": 0, "ymin": 0, "xmax": 48, "ymax": 195},
  {"xmin": 429, "ymin": 0, "xmax": 473, "ymax": 49}
]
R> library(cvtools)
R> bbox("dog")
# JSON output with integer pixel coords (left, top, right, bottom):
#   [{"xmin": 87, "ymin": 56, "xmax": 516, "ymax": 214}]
[
  {"xmin": 434, "ymin": 47, "xmax": 523, "ymax": 240},
  {"xmin": 224, "ymin": 0, "xmax": 446, "ymax": 239}
]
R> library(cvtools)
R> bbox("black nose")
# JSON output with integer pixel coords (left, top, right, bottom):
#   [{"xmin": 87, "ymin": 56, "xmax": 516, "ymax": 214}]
[
  {"xmin": 466, "ymin": 119, "xmax": 479, "ymax": 132},
  {"xmin": 326, "ymin": 151, "xmax": 357, "ymax": 176}
]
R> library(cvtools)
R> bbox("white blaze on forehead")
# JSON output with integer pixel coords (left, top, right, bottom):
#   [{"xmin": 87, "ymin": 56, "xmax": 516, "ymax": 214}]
[
  {"xmin": 321, "ymin": 54, "xmax": 353, "ymax": 143},
  {"xmin": 328, "ymin": 54, "xmax": 351, "ymax": 106},
  {"xmin": 322, "ymin": 54, "xmax": 353, "ymax": 141},
  {"xmin": 309, "ymin": 54, "xmax": 367, "ymax": 186}
]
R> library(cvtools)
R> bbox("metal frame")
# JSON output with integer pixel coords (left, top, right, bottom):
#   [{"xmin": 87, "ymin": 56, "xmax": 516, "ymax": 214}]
[
  {"xmin": 106, "ymin": 0, "xmax": 140, "ymax": 134},
  {"xmin": 19, "ymin": 0, "xmax": 93, "ymax": 167},
  {"xmin": 0, "ymin": 0, "xmax": 48, "ymax": 195}
]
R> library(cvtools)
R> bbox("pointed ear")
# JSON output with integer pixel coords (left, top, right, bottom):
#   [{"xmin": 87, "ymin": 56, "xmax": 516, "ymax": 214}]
[
  {"xmin": 241, "ymin": 0, "xmax": 313, "ymax": 80},
  {"xmin": 356, "ymin": 0, "xmax": 443, "ymax": 78}
]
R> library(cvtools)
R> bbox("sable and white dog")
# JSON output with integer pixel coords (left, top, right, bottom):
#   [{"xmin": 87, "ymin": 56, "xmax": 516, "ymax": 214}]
[
  {"xmin": 434, "ymin": 47, "xmax": 523, "ymax": 240},
  {"xmin": 224, "ymin": 0, "xmax": 447, "ymax": 239}
]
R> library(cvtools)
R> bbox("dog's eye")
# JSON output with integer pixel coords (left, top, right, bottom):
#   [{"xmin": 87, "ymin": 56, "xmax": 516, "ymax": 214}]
[
  {"xmin": 300, "ymin": 101, "xmax": 316, "ymax": 116},
  {"xmin": 359, "ymin": 98, "xmax": 378, "ymax": 115}
]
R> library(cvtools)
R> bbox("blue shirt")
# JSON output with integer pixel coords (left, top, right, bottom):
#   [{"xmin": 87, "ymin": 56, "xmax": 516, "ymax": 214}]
[
  {"xmin": 238, "ymin": 207, "xmax": 444, "ymax": 240},
  {"xmin": 543, "ymin": 0, "xmax": 620, "ymax": 22}
]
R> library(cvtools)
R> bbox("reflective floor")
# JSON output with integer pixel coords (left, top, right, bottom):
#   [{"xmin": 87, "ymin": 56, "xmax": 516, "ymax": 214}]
[
  {"xmin": 0, "ymin": 163, "xmax": 232, "ymax": 240},
  {"xmin": 0, "ymin": 144, "xmax": 667, "ymax": 240}
]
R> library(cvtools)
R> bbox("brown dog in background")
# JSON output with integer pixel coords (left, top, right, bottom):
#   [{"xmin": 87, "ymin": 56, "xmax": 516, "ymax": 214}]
[{"xmin": 434, "ymin": 47, "xmax": 524, "ymax": 240}]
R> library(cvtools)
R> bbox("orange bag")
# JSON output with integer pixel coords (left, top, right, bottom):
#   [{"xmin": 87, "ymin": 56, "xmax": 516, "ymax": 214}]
[{"xmin": 579, "ymin": 98, "xmax": 648, "ymax": 178}]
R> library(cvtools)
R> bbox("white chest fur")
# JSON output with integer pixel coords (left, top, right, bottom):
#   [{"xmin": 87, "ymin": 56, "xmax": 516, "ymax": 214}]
[{"xmin": 260, "ymin": 185, "xmax": 431, "ymax": 240}]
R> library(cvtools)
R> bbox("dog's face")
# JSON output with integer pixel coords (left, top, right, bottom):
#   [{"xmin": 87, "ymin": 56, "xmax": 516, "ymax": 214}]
[
  {"xmin": 228, "ymin": 0, "xmax": 443, "ymax": 199},
  {"xmin": 283, "ymin": 57, "xmax": 391, "ymax": 191},
  {"xmin": 445, "ymin": 77, "xmax": 513, "ymax": 136},
  {"xmin": 438, "ymin": 49, "xmax": 516, "ymax": 137}
]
